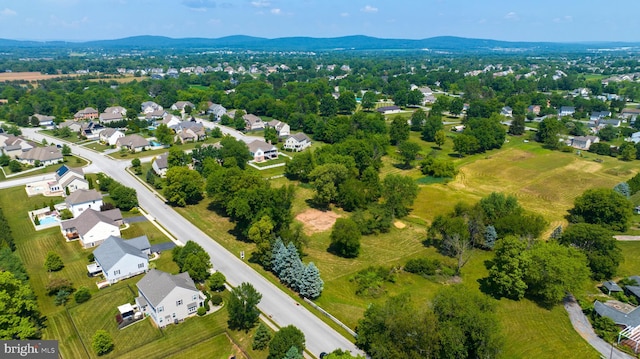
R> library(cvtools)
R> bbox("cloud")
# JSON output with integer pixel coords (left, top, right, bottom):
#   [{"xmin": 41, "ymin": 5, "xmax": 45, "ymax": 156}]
[
  {"xmin": 361, "ymin": 5, "xmax": 378, "ymax": 13},
  {"xmin": 182, "ymin": 0, "xmax": 216, "ymax": 11},
  {"xmin": 251, "ymin": 0, "xmax": 270, "ymax": 7},
  {"xmin": 504, "ymin": 11, "xmax": 519, "ymax": 21},
  {"xmin": 553, "ymin": 15, "xmax": 573, "ymax": 23},
  {"xmin": 270, "ymin": 8, "xmax": 281, "ymax": 15},
  {"xmin": 340, "ymin": 12, "xmax": 349, "ymax": 17},
  {"xmin": 0, "ymin": 8, "xmax": 17, "ymax": 16}
]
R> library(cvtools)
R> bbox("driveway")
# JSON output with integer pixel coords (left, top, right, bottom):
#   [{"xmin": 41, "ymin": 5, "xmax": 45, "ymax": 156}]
[{"xmin": 564, "ymin": 296, "xmax": 634, "ymax": 359}]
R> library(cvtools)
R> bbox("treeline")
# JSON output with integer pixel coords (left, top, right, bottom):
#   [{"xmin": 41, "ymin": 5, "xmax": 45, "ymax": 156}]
[{"xmin": 0, "ymin": 206, "xmax": 15, "ymax": 250}]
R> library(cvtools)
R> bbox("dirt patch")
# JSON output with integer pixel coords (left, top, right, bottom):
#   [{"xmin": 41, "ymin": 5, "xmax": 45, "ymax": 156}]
[
  {"xmin": 295, "ymin": 208, "xmax": 340, "ymax": 234},
  {"xmin": 564, "ymin": 159, "xmax": 602, "ymax": 173},
  {"xmin": 394, "ymin": 221, "xmax": 406, "ymax": 229}
]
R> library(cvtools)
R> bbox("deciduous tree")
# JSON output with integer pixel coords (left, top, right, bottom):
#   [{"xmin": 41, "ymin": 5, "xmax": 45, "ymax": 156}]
[
  {"xmin": 330, "ymin": 218, "xmax": 361, "ymax": 258},
  {"xmin": 227, "ymin": 282, "xmax": 262, "ymax": 331}
]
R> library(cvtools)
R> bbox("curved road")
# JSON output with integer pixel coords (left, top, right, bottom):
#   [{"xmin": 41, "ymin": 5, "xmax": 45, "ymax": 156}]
[{"xmin": 20, "ymin": 128, "xmax": 362, "ymax": 358}]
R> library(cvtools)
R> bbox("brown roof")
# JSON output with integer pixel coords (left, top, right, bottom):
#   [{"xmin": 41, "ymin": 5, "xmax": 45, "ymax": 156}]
[
  {"xmin": 65, "ymin": 189, "xmax": 102, "ymax": 205},
  {"xmin": 19, "ymin": 146, "xmax": 63, "ymax": 162},
  {"xmin": 116, "ymin": 134, "xmax": 149, "ymax": 149},
  {"xmin": 247, "ymin": 139, "xmax": 276, "ymax": 153},
  {"xmin": 60, "ymin": 208, "xmax": 121, "ymax": 236}
]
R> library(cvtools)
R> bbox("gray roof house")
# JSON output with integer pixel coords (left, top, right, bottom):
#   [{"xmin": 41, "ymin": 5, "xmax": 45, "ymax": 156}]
[
  {"xmin": 90, "ymin": 235, "xmax": 150, "ymax": 284},
  {"xmin": 116, "ymin": 134, "xmax": 150, "ymax": 152},
  {"xmin": 99, "ymin": 112, "xmax": 124, "ymax": 124},
  {"xmin": 266, "ymin": 120, "xmax": 291, "ymax": 137},
  {"xmin": 64, "ymin": 189, "xmax": 103, "ymax": 217},
  {"xmin": 206, "ymin": 103, "xmax": 226, "ymax": 120},
  {"xmin": 594, "ymin": 300, "xmax": 640, "ymax": 328},
  {"xmin": 602, "ymin": 280, "xmax": 623, "ymax": 295},
  {"xmin": 18, "ymin": 145, "xmax": 63, "ymax": 166},
  {"xmin": 135, "ymin": 269, "xmax": 205, "ymax": 328},
  {"xmin": 54, "ymin": 165, "xmax": 89, "ymax": 194},
  {"xmin": 33, "ymin": 114, "xmax": 55, "ymax": 128},
  {"xmin": 558, "ymin": 106, "xmax": 576, "ymax": 117},
  {"xmin": 283, "ymin": 133, "xmax": 311, "ymax": 152},
  {"xmin": 571, "ymin": 135, "xmax": 599, "ymax": 150},
  {"xmin": 60, "ymin": 208, "xmax": 122, "ymax": 248},
  {"xmin": 152, "ymin": 153, "xmax": 169, "ymax": 177},
  {"xmin": 247, "ymin": 139, "xmax": 278, "ymax": 162}
]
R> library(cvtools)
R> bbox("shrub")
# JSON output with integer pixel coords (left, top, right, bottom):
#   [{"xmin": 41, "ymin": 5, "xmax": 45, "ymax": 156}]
[
  {"xmin": 46, "ymin": 278, "xmax": 73, "ymax": 296},
  {"xmin": 404, "ymin": 258, "xmax": 441, "ymax": 276},
  {"xmin": 210, "ymin": 294, "xmax": 223, "ymax": 306},
  {"xmin": 74, "ymin": 287, "xmax": 91, "ymax": 304},
  {"xmin": 197, "ymin": 306, "xmax": 207, "ymax": 316},
  {"xmin": 92, "ymin": 330, "xmax": 114, "ymax": 356},
  {"xmin": 209, "ymin": 271, "xmax": 226, "ymax": 292},
  {"xmin": 59, "ymin": 209, "xmax": 73, "ymax": 220},
  {"xmin": 350, "ymin": 266, "xmax": 396, "ymax": 298},
  {"xmin": 54, "ymin": 290, "xmax": 71, "ymax": 306},
  {"xmin": 44, "ymin": 251, "xmax": 64, "ymax": 272}
]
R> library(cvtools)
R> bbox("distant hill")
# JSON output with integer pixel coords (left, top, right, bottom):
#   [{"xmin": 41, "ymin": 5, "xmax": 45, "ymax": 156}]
[{"xmin": 0, "ymin": 35, "xmax": 639, "ymax": 54}]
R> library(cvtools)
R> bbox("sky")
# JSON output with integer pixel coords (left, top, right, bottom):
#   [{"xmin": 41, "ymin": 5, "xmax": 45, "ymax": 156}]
[{"xmin": 0, "ymin": 0, "xmax": 639, "ymax": 43}]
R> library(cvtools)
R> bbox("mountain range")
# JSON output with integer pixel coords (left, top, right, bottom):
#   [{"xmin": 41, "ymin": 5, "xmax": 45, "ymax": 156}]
[{"xmin": 0, "ymin": 35, "xmax": 639, "ymax": 53}]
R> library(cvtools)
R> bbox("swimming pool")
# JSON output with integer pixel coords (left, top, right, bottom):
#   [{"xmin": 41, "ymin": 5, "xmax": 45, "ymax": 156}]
[
  {"xmin": 150, "ymin": 140, "xmax": 162, "ymax": 146},
  {"xmin": 39, "ymin": 215, "xmax": 60, "ymax": 225}
]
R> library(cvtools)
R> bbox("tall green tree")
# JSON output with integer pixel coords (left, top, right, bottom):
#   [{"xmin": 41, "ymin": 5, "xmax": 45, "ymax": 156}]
[
  {"xmin": 381, "ymin": 174, "xmax": 419, "ymax": 218},
  {"xmin": 164, "ymin": 167, "xmax": 204, "ymax": 206},
  {"xmin": 389, "ymin": 115, "xmax": 410, "ymax": 145},
  {"xmin": 330, "ymin": 218, "xmax": 361, "ymax": 258},
  {"xmin": 452, "ymin": 134, "xmax": 479, "ymax": 156},
  {"xmin": 227, "ymin": 282, "xmax": 262, "ymax": 331},
  {"xmin": 0, "ymin": 271, "xmax": 41, "ymax": 339},
  {"xmin": 361, "ymin": 91, "xmax": 377, "ymax": 111},
  {"xmin": 252, "ymin": 323, "xmax": 272, "ymax": 350},
  {"xmin": 568, "ymin": 188, "xmax": 633, "ymax": 231},
  {"xmin": 410, "ymin": 108, "xmax": 427, "ymax": 131},
  {"xmin": 509, "ymin": 115, "xmax": 526, "ymax": 135},
  {"xmin": 172, "ymin": 241, "xmax": 212, "ymax": 281},
  {"xmin": 397, "ymin": 141, "xmax": 421, "ymax": 168},
  {"xmin": 559, "ymin": 223, "xmax": 621, "ymax": 280},
  {"xmin": 319, "ymin": 95, "xmax": 338, "ymax": 117},
  {"xmin": 487, "ymin": 236, "xmax": 529, "ymax": 299},
  {"xmin": 337, "ymin": 91, "xmax": 357, "ymax": 114},
  {"xmin": 155, "ymin": 123, "xmax": 174, "ymax": 145},
  {"xmin": 421, "ymin": 113, "xmax": 443, "ymax": 142},
  {"xmin": 536, "ymin": 116, "xmax": 563, "ymax": 149},
  {"xmin": 299, "ymin": 262, "xmax": 324, "ymax": 299},
  {"xmin": 268, "ymin": 325, "xmax": 306, "ymax": 359}
]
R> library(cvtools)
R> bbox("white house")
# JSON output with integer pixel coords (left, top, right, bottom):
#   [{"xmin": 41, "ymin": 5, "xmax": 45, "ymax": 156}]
[
  {"xmin": 151, "ymin": 153, "xmax": 169, "ymax": 177},
  {"xmin": 376, "ymin": 106, "xmax": 401, "ymax": 115},
  {"xmin": 32, "ymin": 114, "xmax": 55, "ymax": 129},
  {"xmin": 141, "ymin": 101, "xmax": 163, "ymax": 114},
  {"xmin": 135, "ymin": 269, "xmax": 206, "ymax": 328},
  {"xmin": 247, "ymin": 139, "xmax": 278, "ymax": 162},
  {"xmin": 99, "ymin": 128, "xmax": 126, "ymax": 146},
  {"xmin": 90, "ymin": 235, "xmax": 150, "ymax": 284},
  {"xmin": 206, "ymin": 103, "xmax": 226, "ymax": 120},
  {"xmin": 500, "ymin": 106, "xmax": 513, "ymax": 117},
  {"xmin": 60, "ymin": 208, "xmax": 122, "ymax": 248},
  {"xmin": 571, "ymin": 135, "xmax": 600, "ymax": 150},
  {"xmin": 54, "ymin": 165, "xmax": 89, "ymax": 194},
  {"xmin": 158, "ymin": 113, "xmax": 182, "ymax": 128},
  {"xmin": 283, "ymin": 133, "xmax": 312, "ymax": 152},
  {"xmin": 171, "ymin": 101, "xmax": 196, "ymax": 116},
  {"xmin": 265, "ymin": 120, "xmax": 291, "ymax": 138},
  {"xmin": 103, "ymin": 106, "xmax": 127, "ymax": 116},
  {"xmin": 64, "ymin": 189, "xmax": 103, "ymax": 217},
  {"xmin": 558, "ymin": 106, "xmax": 576, "ymax": 117}
]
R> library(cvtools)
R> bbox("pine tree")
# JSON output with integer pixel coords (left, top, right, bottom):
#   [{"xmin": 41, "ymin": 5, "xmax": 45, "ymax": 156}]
[
  {"xmin": 280, "ymin": 243, "xmax": 304, "ymax": 291},
  {"xmin": 614, "ymin": 182, "xmax": 631, "ymax": 198},
  {"xmin": 299, "ymin": 262, "xmax": 324, "ymax": 299},
  {"xmin": 550, "ymin": 225, "xmax": 563, "ymax": 240},
  {"xmin": 283, "ymin": 346, "xmax": 303, "ymax": 359},
  {"xmin": 271, "ymin": 238, "xmax": 287, "ymax": 276},
  {"xmin": 252, "ymin": 323, "xmax": 272, "ymax": 350},
  {"xmin": 484, "ymin": 225, "xmax": 497, "ymax": 249}
]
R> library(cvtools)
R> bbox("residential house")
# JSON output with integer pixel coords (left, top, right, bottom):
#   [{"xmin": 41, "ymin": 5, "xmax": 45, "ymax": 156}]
[
  {"xmin": 145, "ymin": 109, "xmax": 168, "ymax": 121},
  {"xmin": 602, "ymin": 280, "xmax": 623, "ymax": 295},
  {"xmin": 151, "ymin": 153, "xmax": 169, "ymax": 177},
  {"xmin": 170, "ymin": 101, "xmax": 195, "ymax": 116},
  {"xmin": 171, "ymin": 121, "xmax": 206, "ymax": 142},
  {"xmin": 206, "ymin": 103, "xmax": 226, "ymax": 120},
  {"xmin": 90, "ymin": 235, "xmax": 150, "ymax": 284},
  {"xmin": 593, "ymin": 300, "xmax": 640, "ymax": 328},
  {"xmin": 116, "ymin": 134, "xmax": 150, "ymax": 152},
  {"xmin": 135, "ymin": 269, "xmax": 206, "ymax": 328},
  {"xmin": 558, "ymin": 106, "xmax": 576, "ymax": 117},
  {"xmin": 158, "ymin": 113, "xmax": 181, "ymax": 128},
  {"xmin": 60, "ymin": 208, "xmax": 123, "ymax": 248},
  {"xmin": 80, "ymin": 122, "xmax": 104, "ymax": 140},
  {"xmin": 265, "ymin": 120, "xmax": 291, "ymax": 138},
  {"xmin": 500, "ymin": 106, "xmax": 513, "ymax": 117},
  {"xmin": 57, "ymin": 121, "xmax": 83, "ymax": 133},
  {"xmin": 33, "ymin": 114, "xmax": 55, "ymax": 129},
  {"xmin": 621, "ymin": 108, "xmax": 640, "ymax": 120},
  {"xmin": 628, "ymin": 132, "xmax": 640, "ymax": 144},
  {"xmin": 0, "ymin": 135, "xmax": 34, "ymax": 159},
  {"xmin": 243, "ymin": 114, "xmax": 264, "ymax": 131},
  {"xmin": 527, "ymin": 105, "xmax": 541, "ymax": 115},
  {"xmin": 74, "ymin": 107, "xmax": 99, "ymax": 120},
  {"xmin": 571, "ymin": 135, "xmax": 600, "ymax": 150},
  {"xmin": 18, "ymin": 146, "xmax": 63, "ymax": 166},
  {"xmin": 99, "ymin": 128, "xmax": 125, "ymax": 146},
  {"xmin": 99, "ymin": 112, "xmax": 124, "ymax": 124},
  {"xmin": 54, "ymin": 165, "xmax": 89, "ymax": 194},
  {"xmin": 247, "ymin": 139, "xmax": 278, "ymax": 162},
  {"xmin": 283, "ymin": 133, "xmax": 312, "ymax": 152},
  {"xmin": 141, "ymin": 101, "xmax": 163, "ymax": 114},
  {"xmin": 65, "ymin": 189, "xmax": 103, "ymax": 217},
  {"xmin": 103, "ymin": 106, "xmax": 127, "ymax": 116},
  {"xmin": 376, "ymin": 106, "xmax": 401, "ymax": 115},
  {"xmin": 626, "ymin": 286, "xmax": 640, "ymax": 302},
  {"xmin": 600, "ymin": 119, "xmax": 622, "ymax": 127},
  {"xmin": 590, "ymin": 111, "xmax": 612, "ymax": 121}
]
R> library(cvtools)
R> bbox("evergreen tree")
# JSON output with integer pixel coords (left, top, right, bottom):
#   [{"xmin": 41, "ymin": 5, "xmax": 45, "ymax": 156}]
[
  {"xmin": 299, "ymin": 262, "xmax": 324, "ymax": 299},
  {"xmin": 284, "ymin": 346, "xmax": 304, "ymax": 359},
  {"xmin": 550, "ymin": 225, "xmax": 563, "ymax": 240},
  {"xmin": 44, "ymin": 251, "xmax": 64, "ymax": 272},
  {"xmin": 252, "ymin": 323, "xmax": 272, "ymax": 350},
  {"xmin": 484, "ymin": 225, "xmax": 497, "ymax": 249},
  {"xmin": 271, "ymin": 238, "xmax": 287, "ymax": 276},
  {"xmin": 613, "ymin": 182, "xmax": 631, "ymax": 198},
  {"xmin": 280, "ymin": 243, "xmax": 304, "ymax": 291}
]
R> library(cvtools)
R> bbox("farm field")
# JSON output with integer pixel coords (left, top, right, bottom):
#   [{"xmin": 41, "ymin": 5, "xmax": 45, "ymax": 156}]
[{"xmin": 0, "ymin": 71, "xmax": 80, "ymax": 82}]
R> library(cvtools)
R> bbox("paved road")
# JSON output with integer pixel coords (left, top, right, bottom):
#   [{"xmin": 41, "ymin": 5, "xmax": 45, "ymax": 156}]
[
  {"xmin": 564, "ymin": 296, "xmax": 634, "ymax": 359},
  {"xmin": 20, "ymin": 127, "xmax": 362, "ymax": 358}
]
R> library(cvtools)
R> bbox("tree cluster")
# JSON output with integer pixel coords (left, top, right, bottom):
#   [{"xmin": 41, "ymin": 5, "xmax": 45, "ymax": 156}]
[
  {"xmin": 171, "ymin": 241, "xmax": 212, "ymax": 282},
  {"xmin": 271, "ymin": 239, "xmax": 324, "ymax": 299},
  {"xmin": 356, "ymin": 286, "xmax": 502, "ymax": 359}
]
